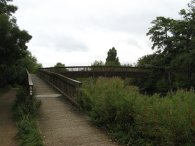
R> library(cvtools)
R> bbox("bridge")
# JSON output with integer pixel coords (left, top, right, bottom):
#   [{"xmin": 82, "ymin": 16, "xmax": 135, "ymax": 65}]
[
  {"xmin": 26, "ymin": 66, "xmax": 151, "ymax": 146},
  {"xmin": 40, "ymin": 66, "xmax": 151, "ymax": 78},
  {"xmin": 37, "ymin": 66, "xmax": 151, "ymax": 105}
]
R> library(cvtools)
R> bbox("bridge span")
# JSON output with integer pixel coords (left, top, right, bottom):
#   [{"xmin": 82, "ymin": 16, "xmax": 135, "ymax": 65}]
[
  {"xmin": 40, "ymin": 66, "xmax": 151, "ymax": 78},
  {"xmin": 25, "ymin": 66, "xmax": 152, "ymax": 146}
]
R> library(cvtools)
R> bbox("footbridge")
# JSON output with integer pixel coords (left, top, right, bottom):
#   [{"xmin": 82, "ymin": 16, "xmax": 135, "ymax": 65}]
[
  {"xmin": 25, "ymin": 66, "xmax": 151, "ymax": 145},
  {"xmin": 36, "ymin": 66, "xmax": 151, "ymax": 105},
  {"xmin": 40, "ymin": 66, "xmax": 151, "ymax": 78}
]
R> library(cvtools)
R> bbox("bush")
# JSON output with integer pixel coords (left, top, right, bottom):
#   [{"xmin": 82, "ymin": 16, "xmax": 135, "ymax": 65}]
[
  {"xmin": 13, "ymin": 87, "xmax": 43, "ymax": 146},
  {"xmin": 77, "ymin": 77, "xmax": 195, "ymax": 146}
]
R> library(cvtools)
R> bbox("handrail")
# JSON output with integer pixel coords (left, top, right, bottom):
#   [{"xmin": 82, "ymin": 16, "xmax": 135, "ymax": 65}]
[
  {"xmin": 26, "ymin": 69, "xmax": 34, "ymax": 96},
  {"xmin": 38, "ymin": 69, "xmax": 82, "ymax": 105},
  {"xmin": 39, "ymin": 66, "xmax": 151, "ymax": 78},
  {"xmin": 39, "ymin": 66, "xmax": 152, "ymax": 72}
]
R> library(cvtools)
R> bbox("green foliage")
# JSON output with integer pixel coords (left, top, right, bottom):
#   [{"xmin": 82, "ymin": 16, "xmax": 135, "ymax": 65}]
[
  {"xmin": 137, "ymin": 0, "xmax": 195, "ymax": 93},
  {"xmin": 54, "ymin": 62, "xmax": 65, "ymax": 68},
  {"xmin": 0, "ymin": 1, "xmax": 40, "ymax": 87},
  {"xmin": 91, "ymin": 60, "xmax": 104, "ymax": 66},
  {"xmin": 105, "ymin": 47, "xmax": 120, "ymax": 66},
  {"xmin": 17, "ymin": 51, "xmax": 42, "ymax": 73},
  {"xmin": 0, "ymin": 0, "xmax": 33, "ymax": 87},
  {"xmin": 77, "ymin": 77, "xmax": 195, "ymax": 146},
  {"xmin": 0, "ymin": 0, "xmax": 17, "ymax": 15},
  {"xmin": 13, "ymin": 87, "xmax": 43, "ymax": 146},
  {"xmin": 0, "ymin": 14, "xmax": 32, "ymax": 65}
]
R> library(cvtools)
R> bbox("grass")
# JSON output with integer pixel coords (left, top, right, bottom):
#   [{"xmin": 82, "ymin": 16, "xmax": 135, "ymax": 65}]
[
  {"xmin": 77, "ymin": 77, "xmax": 195, "ymax": 146},
  {"xmin": 13, "ymin": 87, "xmax": 43, "ymax": 146}
]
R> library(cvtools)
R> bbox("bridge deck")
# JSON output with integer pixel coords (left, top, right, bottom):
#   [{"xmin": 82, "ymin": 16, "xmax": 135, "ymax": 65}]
[{"xmin": 31, "ymin": 74, "xmax": 119, "ymax": 146}]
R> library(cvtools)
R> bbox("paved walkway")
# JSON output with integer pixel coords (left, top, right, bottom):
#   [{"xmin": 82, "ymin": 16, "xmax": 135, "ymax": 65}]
[
  {"xmin": 31, "ymin": 74, "xmax": 119, "ymax": 146},
  {"xmin": 0, "ymin": 89, "xmax": 17, "ymax": 146}
]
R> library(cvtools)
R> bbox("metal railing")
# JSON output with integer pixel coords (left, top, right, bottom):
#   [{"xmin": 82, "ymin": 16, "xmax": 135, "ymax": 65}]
[
  {"xmin": 38, "ymin": 69, "xmax": 82, "ymax": 105},
  {"xmin": 39, "ymin": 66, "xmax": 151, "ymax": 78},
  {"xmin": 40, "ymin": 66, "xmax": 151, "ymax": 72}
]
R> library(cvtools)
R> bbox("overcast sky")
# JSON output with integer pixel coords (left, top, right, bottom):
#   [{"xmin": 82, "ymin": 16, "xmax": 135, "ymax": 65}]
[{"xmin": 13, "ymin": 0, "xmax": 187, "ymax": 67}]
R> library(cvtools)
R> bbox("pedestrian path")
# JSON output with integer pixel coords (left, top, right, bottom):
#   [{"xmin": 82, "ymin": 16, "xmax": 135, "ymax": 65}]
[
  {"xmin": 31, "ymin": 74, "xmax": 119, "ymax": 146},
  {"xmin": 0, "ymin": 89, "xmax": 17, "ymax": 146}
]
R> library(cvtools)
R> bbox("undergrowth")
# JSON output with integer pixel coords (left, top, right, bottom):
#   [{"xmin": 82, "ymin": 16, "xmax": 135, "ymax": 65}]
[
  {"xmin": 77, "ymin": 77, "xmax": 195, "ymax": 146},
  {"xmin": 13, "ymin": 87, "xmax": 43, "ymax": 146}
]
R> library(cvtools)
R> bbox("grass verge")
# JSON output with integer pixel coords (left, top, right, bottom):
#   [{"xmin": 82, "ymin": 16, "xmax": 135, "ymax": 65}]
[
  {"xmin": 13, "ymin": 87, "xmax": 43, "ymax": 146},
  {"xmin": 77, "ymin": 77, "xmax": 195, "ymax": 146}
]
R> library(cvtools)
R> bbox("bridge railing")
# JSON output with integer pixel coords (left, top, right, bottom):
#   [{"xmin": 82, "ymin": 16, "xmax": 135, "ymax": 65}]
[
  {"xmin": 38, "ymin": 69, "xmax": 82, "ymax": 105},
  {"xmin": 39, "ymin": 66, "xmax": 151, "ymax": 78},
  {"xmin": 26, "ymin": 69, "xmax": 34, "ymax": 96},
  {"xmin": 40, "ymin": 66, "xmax": 151, "ymax": 73}
]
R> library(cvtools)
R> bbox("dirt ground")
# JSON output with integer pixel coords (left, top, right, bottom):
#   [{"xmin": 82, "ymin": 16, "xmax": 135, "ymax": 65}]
[{"xmin": 0, "ymin": 89, "xmax": 17, "ymax": 146}]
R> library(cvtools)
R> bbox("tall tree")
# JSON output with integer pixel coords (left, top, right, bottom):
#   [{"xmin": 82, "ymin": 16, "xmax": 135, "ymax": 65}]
[
  {"xmin": 105, "ymin": 47, "xmax": 120, "ymax": 66},
  {"xmin": 137, "ymin": 0, "xmax": 195, "ymax": 92},
  {"xmin": 0, "ymin": 0, "xmax": 32, "ymax": 87}
]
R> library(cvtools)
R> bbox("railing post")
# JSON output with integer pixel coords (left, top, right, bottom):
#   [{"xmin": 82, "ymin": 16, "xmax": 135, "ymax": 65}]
[{"xmin": 26, "ymin": 69, "xmax": 34, "ymax": 96}]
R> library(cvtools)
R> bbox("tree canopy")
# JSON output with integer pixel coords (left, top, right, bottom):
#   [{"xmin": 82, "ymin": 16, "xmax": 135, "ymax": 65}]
[
  {"xmin": 54, "ymin": 62, "xmax": 65, "ymax": 68},
  {"xmin": 91, "ymin": 60, "xmax": 104, "ymax": 66},
  {"xmin": 137, "ymin": 0, "xmax": 195, "ymax": 92},
  {"xmin": 0, "ymin": 0, "xmax": 32, "ymax": 66},
  {"xmin": 0, "ymin": 0, "xmax": 40, "ymax": 87},
  {"xmin": 105, "ymin": 47, "xmax": 120, "ymax": 66}
]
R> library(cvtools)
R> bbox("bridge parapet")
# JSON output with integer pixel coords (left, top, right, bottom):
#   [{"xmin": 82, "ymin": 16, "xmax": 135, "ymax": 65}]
[
  {"xmin": 40, "ymin": 66, "xmax": 151, "ymax": 78},
  {"xmin": 38, "ymin": 69, "xmax": 82, "ymax": 105}
]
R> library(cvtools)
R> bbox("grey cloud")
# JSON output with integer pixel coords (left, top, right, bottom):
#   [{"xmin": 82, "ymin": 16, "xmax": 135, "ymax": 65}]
[
  {"xmin": 65, "ymin": 0, "xmax": 186, "ymax": 35},
  {"xmin": 126, "ymin": 39, "xmax": 143, "ymax": 50},
  {"xmin": 32, "ymin": 34, "xmax": 89, "ymax": 52}
]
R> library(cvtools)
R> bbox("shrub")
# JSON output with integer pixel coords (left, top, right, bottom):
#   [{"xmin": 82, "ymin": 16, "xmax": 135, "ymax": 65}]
[
  {"xmin": 13, "ymin": 87, "xmax": 43, "ymax": 146},
  {"xmin": 77, "ymin": 77, "xmax": 195, "ymax": 146}
]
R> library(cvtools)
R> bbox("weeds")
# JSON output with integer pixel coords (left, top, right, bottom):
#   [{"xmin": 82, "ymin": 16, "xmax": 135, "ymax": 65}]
[
  {"xmin": 13, "ymin": 87, "xmax": 43, "ymax": 146},
  {"xmin": 77, "ymin": 77, "xmax": 195, "ymax": 146}
]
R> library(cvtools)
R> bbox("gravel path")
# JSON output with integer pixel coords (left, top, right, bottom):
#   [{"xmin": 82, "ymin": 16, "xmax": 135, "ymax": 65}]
[
  {"xmin": 31, "ymin": 74, "xmax": 119, "ymax": 146},
  {"xmin": 0, "ymin": 89, "xmax": 17, "ymax": 146}
]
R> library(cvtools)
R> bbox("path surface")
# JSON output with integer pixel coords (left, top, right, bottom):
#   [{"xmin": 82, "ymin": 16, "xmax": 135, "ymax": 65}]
[
  {"xmin": 31, "ymin": 74, "xmax": 119, "ymax": 146},
  {"xmin": 0, "ymin": 89, "xmax": 17, "ymax": 146}
]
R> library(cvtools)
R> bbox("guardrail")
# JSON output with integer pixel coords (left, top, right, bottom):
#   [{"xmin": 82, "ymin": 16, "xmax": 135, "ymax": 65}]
[
  {"xmin": 38, "ymin": 69, "xmax": 82, "ymax": 105},
  {"xmin": 39, "ymin": 66, "xmax": 151, "ymax": 78},
  {"xmin": 26, "ymin": 69, "xmax": 33, "ymax": 96},
  {"xmin": 40, "ymin": 66, "xmax": 151, "ymax": 72}
]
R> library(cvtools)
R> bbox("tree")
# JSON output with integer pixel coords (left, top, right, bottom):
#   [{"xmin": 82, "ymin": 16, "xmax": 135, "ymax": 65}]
[
  {"xmin": 54, "ymin": 62, "xmax": 65, "ymax": 68},
  {"xmin": 136, "ymin": 0, "xmax": 195, "ymax": 93},
  {"xmin": 17, "ymin": 51, "xmax": 42, "ymax": 73},
  {"xmin": 0, "ymin": 0, "xmax": 32, "ymax": 87},
  {"xmin": 0, "ymin": 0, "xmax": 17, "ymax": 15},
  {"xmin": 105, "ymin": 47, "xmax": 120, "ymax": 66},
  {"xmin": 147, "ymin": 0, "xmax": 195, "ymax": 67},
  {"xmin": 91, "ymin": 60, "xmax": 104, "ymax": 66}
]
